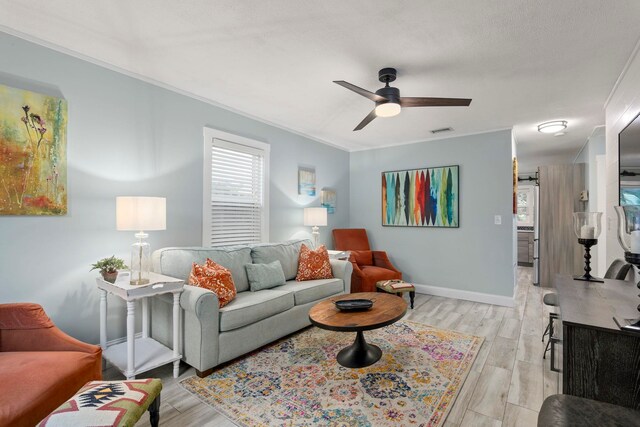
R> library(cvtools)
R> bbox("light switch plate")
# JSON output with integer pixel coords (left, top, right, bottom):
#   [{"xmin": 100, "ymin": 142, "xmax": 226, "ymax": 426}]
[{"xmin": 494, "ymin": 215, "xmax": 502, "ymax": 225}]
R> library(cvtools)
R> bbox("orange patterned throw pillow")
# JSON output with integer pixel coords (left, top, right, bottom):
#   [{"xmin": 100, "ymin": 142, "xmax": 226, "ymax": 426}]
[
  {"xmin": 295, "ymin": 244, "xmax": 333, "ymax": 281},
  {"xmin": 188, "ymin": 259, "xmax": 236, "ymax": 308}
]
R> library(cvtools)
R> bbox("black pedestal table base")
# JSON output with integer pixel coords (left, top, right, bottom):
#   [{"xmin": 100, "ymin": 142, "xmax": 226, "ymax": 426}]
[{"xmin": 336, "ymin": 330, "xmax": 382, "ymax": 368}]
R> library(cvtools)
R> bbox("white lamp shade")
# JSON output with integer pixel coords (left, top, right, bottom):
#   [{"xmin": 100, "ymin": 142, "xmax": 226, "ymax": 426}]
[
  {"xmin": 116, "ymin": 196, "xmax": 166, "ymax": 231},
  {"xmin": 304, "ymin": 207, "xmax": 327, "ymax": 226}
]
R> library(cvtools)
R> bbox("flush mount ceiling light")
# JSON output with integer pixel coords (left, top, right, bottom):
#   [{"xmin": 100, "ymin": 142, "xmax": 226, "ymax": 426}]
[{"xmin": 538, "ymin": 120, "xmax": 568, "ymax": 134}]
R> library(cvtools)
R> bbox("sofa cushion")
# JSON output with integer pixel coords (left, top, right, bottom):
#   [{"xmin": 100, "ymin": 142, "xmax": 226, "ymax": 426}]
[
  {"xmin": 278, "ymin": 278, "xmax": 344, "ymax": 306},
  {"xmin": 189, "ymin": 260, "xmax": 236, "ymax": 308},
  {"xmin": 0, "ymin": 351, "xmax": 102, "ymax": 427},
  {"xmin": 250, "ymin": 239, "xmax": 312, "ymax": 281},
  {"xmin": 153, "ymin": 246, "xmax": 252, "ymax": 292},
  {"xmin": 246, "ymin": 260, "xmax": 286, "ymax": 291},
  {"xmin": 296, "ymin": 244, "xmax": 333, "ymax": 281},
  {"xmin": 219, "ymin": 289, "xmax": 294, "ymax": 332}
]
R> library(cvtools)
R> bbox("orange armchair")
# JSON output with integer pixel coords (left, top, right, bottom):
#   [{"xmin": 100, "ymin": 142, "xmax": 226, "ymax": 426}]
[
  {"xmin": 0, "ymin": 303, "xmax": 102, "ymax": 426},
  {"xmin": 332, "ymin": 228, "xmax": 402, "ymax": 293}
]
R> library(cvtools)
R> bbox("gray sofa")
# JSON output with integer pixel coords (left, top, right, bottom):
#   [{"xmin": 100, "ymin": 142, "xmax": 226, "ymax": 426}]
[{"xmin": 150, "ymin": 239, "xmax": 352, "ymax": 377}]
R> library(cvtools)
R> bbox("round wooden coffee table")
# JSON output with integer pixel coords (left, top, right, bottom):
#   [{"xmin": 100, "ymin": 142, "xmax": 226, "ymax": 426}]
[{"xmin": 309, "ymin": 292, "xmax": 407, "ymax": 368}]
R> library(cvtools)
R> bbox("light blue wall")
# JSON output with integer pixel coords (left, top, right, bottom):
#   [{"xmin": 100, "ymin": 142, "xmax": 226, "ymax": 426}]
[
  {"xmin": 0, "ymin": 33, "xmax": 350, "ymax": 343},
  {"xmin": 349, "ymin": 130, "xmax": 515, "ymax": 298},
  {"xmin": 574, "ymin": 126, "xmax": 605, "ymax": 211}
]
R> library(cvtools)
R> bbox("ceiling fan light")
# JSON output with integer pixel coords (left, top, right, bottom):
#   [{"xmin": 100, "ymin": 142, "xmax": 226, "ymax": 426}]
[
  {"xmin": 538, "ymin": 120, "xmax": 567, "ymax": 134},
  {"xmin": 375, "ymin": 102, "xmax": 401, "ymax": 118}
]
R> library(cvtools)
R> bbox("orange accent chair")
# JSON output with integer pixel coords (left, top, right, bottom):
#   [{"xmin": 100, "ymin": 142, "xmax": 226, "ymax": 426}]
[
  {"xmin": 332, "ymin": 228, "xmax": 402, "ymax": 293},
  {"xmin": 0, "ymin": 303, "xmax": 102, "ymax": 426}
]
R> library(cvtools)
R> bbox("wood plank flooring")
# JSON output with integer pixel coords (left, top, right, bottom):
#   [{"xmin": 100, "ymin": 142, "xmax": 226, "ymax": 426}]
[{"xmin": 104, "ymin": 267, "xmax": 553, "ymax": 426}]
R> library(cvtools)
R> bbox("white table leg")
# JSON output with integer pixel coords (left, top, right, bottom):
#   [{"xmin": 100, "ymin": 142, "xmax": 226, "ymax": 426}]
[
  {"xmin": 126, "ymin": 300, "xmax": 136, "ymax": 379},
  {"xmin": 142, "ymin": 297, "xmax": 149, "ymax": 338},
  {"xmin": 173, "ymin": 291, "xmax": 180, "ymax": 378},
  {"xmin": 99, "ymin": 290, "xmax": 107, "ymax": 350}
]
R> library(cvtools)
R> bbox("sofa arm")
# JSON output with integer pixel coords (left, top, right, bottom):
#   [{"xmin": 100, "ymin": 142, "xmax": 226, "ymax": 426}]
[
  {"xmin": 151, "ymin": 285, "xmax": 220, "ymax": 372},
  {"xmin": 330, "ymin": 259, "xmax": 353, "ymax": 294},
  {"xmin": 372, "ymin": 251, "xmax": 402, "ymax": 275}
]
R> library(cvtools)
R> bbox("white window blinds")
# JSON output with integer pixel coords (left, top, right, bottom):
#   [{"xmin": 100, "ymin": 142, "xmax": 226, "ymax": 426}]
[{"xmin": 203, "ymin": 130, "xmax": 269, "ymax": 247}]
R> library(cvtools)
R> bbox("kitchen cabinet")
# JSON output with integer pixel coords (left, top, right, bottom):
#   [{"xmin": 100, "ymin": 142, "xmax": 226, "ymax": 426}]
[{"xmin": 517, "ymin": 232, "xmax": 534, "ymax": 266}]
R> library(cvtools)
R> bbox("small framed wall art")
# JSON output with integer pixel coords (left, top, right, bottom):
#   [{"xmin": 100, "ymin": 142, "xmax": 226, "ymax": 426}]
[
  {"xmin": 382, "ymin": 165, "xmax": 459, "ymax": 227},
  {"xmin": 321, "ymin": 188, "xmax": 336, "ymax": 214},
  {"xmin": 298, "ymin": 166, "xmax": 316, "ymax": 196}
]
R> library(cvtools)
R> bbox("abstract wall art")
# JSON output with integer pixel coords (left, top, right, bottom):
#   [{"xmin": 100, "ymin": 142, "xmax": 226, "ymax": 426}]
[
  {"xmin": 382, "ymin": 165, "xmax": 459, "ymax": 227},
  {"xmin": 0, "ymin": 84, "xmax": 67, "ymax": 215},
  {"xmin": 321, "ymin": 188, "xmax": 336, "ymax": 214},
  {"xmin": 298, "ymin": 166, "xmax": 316, "ymax": 196}
]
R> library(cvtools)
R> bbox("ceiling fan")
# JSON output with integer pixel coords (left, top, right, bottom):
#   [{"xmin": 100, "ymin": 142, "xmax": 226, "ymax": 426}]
[{"xmin": 334, "ymin": 68, "xmax": 472, "ymax": 131}]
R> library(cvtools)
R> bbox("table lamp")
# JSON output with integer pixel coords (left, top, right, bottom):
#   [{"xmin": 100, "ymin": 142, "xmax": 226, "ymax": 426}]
[
  {"xmin": 304, "ymin": 207, "xmax": 327, "ymax": 248},
  {"xmin": 116, "ymin": 196, "xmax": 166, "ymax": 285}
]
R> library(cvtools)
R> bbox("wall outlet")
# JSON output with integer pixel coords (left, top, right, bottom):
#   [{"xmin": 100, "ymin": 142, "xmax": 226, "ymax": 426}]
[{"xmin": 494, "ymin": 215, "xmax": 502, "ymax": 225}]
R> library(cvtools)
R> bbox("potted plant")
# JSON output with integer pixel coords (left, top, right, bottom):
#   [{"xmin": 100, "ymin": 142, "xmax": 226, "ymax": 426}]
[{"xmin": 91, "ymin": 256, "xmax": 128, "ymax": 283}]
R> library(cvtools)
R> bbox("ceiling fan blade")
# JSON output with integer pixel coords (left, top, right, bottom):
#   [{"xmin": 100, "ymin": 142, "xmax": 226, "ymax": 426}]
[
  {"xmin": 400, "ymin": 97, "xmax": 472, "ymax": 107},
  {"xmin": 334, "ymin": 81, "xmax": 387, "ymax": 102},
  {"xmin": 353, "ymin": 109, "xmax": 377, "ymax": 131}
]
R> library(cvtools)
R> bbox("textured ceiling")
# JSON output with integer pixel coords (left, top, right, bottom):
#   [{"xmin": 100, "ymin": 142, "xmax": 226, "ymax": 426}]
[{"xmin": 1, "ymin": 0, "xmax": 639, "ymax": 170}]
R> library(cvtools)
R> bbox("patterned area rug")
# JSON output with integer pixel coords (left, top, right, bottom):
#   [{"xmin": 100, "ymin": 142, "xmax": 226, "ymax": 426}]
[{"xmin": 180, "ymin": 321, "xmax": 483, "ymax": 426}]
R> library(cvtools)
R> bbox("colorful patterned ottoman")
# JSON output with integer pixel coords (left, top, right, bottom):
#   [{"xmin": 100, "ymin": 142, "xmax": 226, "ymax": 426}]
[
  {"xmin": 376, "ymin": 279, "xmax": 416, "ymax": 309},
  {"xmin": 38, "ymin": 379, "xmax": 162, "ymax": 427}
]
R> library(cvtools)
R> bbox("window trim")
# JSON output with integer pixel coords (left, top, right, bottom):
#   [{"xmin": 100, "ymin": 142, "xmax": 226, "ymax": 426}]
[{"xmin": 202, "ymin": 127, "xmax": 270, "ymax": 247}]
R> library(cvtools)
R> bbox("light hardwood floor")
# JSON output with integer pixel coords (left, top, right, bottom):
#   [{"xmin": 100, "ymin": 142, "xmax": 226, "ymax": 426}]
[{"xmin": 104, "ymin": 267, "xmax": 554, "ymax": 426}]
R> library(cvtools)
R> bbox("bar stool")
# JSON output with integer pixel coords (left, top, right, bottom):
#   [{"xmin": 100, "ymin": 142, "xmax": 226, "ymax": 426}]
[{"xmin": 542, "ymin": 293, "xmax": 558, "ymax": 359}]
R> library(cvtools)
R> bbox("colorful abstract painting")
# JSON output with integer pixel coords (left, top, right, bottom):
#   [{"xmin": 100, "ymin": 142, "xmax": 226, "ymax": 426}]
[
  {"xmin": 0, "ymin": 84, "xmax": 67, "ymax": 215},
  {"xmin": 321, "ymin": 188, "xmax": 336, "ymax": 214},
  {"xmin": 298, "ymin": 166, "xmax": 316, "ymax": 196},
  {"xmin": 382, "ymin": 165, "xmax": 459, "ymax": 227}
]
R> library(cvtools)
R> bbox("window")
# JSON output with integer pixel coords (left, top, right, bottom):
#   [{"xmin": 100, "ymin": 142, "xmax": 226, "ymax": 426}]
[
  {"xmin": 203, "ymin": 128, "xmax": 270, "ymax": 247},
  {"xmin": 516, "ymin": 186, "xmax": 534, "ymax": 226}
]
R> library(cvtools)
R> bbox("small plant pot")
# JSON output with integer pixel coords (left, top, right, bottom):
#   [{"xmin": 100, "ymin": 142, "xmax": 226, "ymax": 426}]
[{"xmin": 102, "ymin": 271, "xmax": 118, "ymax": 283}]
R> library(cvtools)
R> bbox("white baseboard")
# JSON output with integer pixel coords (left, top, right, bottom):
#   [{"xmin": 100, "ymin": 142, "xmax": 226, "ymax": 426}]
[{"xmin": 413, "ymin": 283, "xmax": 514, "ymax": 307}]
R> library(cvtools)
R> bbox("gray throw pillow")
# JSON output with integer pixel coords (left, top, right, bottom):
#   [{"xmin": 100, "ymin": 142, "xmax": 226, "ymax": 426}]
[{"xmin": 245, "ymin": 260, "xmax": 286, "ymax": 291}]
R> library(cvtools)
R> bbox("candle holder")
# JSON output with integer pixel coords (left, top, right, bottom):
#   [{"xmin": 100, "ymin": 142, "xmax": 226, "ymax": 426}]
[
  {"xmin": 614, "ymin": 205, "xmax": 640, "ymax": 332},
  {"xmin": 573, "ymin": 212, "xmax": 603, "ymax": 282}
]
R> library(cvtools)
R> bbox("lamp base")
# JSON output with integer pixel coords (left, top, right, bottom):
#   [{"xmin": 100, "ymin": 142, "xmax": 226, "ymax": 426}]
[
  {"xmin": 574, "ymin": 239, "xmax": 600, "ymax": 283},
  {"xmin": 311, "ymin": 226, "xmax": 319, "ymax": 249},
  {"xmin": 130, "ymin": 232, "xmax": 151, "ymax": 286}
]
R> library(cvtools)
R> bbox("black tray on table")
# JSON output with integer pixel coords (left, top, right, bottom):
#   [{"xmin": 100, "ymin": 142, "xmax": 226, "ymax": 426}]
[{"xmin": 334, "ymin": 299, "xmax": 373, "ymax": 311}]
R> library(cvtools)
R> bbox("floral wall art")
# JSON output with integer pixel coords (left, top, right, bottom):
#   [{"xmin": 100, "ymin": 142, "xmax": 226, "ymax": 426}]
[{"xmin": 0, "ymin": 84, "xmax": 67, "ymax": 215}]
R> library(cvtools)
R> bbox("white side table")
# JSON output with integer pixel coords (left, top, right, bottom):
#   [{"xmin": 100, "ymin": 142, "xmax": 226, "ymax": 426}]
[
  {"xmin": 328, "ymin": 250, "xmax": 350, "ymax": 260},
  {"xmin": 97, "ymin": 272, "xmax": 184, "ymax": 380}
]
